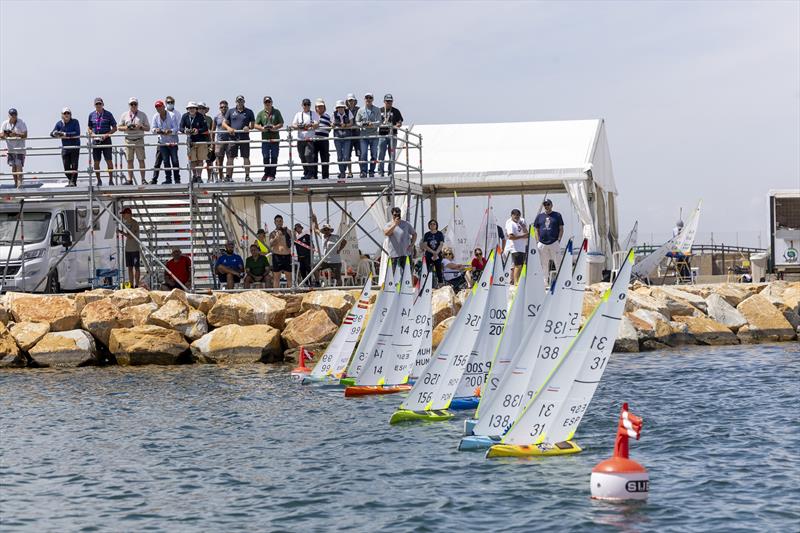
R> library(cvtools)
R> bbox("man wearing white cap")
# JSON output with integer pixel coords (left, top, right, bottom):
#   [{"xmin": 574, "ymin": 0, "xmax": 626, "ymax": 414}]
[
  {"xmin": 119, "ymin": 97, "xmax": 150, "ymax": 185},
  {"xmin": 355, "ymin": 93, "xmax": 380, "ymax": 177},
  {"xmin": 1, "ymin": 108, "xmax": 27, "ymax": 188},
  {"xmin": 291, "ymin": 98, "xmax": 319, "ymax": 179},
  {"xmin": 50, "ymin": 107, "xmax": 81, "ymax": 186},
  {"xmin": 180, "ymin": 102, "xmax": 210, "ymax": 183},
  {"xmin": 313, "ymin": 99, "xmax": 331, "ymax": 179},
  {"xmin": 332, "ymin": 100, "xmax": 353, "ymax": 179},
  {"xmin": 345, "ymin": 93, "xmax": 360, "ymax": 165},
  {"xmin": 378, "ymin": 93, "xmax": 403, "ymax": 177}
]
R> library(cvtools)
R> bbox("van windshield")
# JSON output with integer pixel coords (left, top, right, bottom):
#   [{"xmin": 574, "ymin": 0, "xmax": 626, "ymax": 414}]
[{"xmin": 0, "ymin": 212, "xmax": 52, "ymax": 244}]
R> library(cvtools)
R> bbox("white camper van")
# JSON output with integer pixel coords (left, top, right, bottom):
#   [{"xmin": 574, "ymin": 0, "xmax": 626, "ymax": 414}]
[{"xmin": 0, "ymin": 200, "xmax": 117, "ymax": 292}]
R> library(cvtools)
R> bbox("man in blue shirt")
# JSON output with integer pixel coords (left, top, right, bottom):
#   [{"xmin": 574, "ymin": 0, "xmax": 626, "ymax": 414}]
[
  {"xmin": 86, "ymin": 97, "xmax": 117, "ymax": 186},
  {"xmin": 533, "ymin": 199, "xmax": 565, "ymax": 279},
  {"xmin": 215, "ymin": 240, "xmax": 244, "ymax": 289},
  {"xmin": 151, "ymin": 100, "xmax": 182, "ymax": 184},
  {"xmin": 180, "ymin": 102, "xmax": 210, "ymax": 183},
  {"xmin": 50, "ymin": 107, "xmax": 81, "ymax": 186},
  {"xmin": 222, "ymin": 95, "xmax": 255, "ymax": 182}
]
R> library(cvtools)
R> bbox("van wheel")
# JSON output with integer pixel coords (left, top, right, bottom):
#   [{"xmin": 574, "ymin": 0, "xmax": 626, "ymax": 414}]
[{"xmin": 45, "ymin": 273, "xmax": 61, "ymax": 294}]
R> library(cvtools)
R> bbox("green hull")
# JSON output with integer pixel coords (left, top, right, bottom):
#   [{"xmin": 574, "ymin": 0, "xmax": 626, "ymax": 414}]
[
  {"xmin": 389, "ymin": 409, "xmax": 454, "ymax": 425},
  {"xmin": 339, "ymin": 377, "xmax": 356, "ymax": 387}
]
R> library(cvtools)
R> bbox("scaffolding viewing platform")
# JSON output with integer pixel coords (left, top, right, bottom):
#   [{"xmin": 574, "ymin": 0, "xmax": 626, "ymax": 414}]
[{"xmin": 0, "ymin": 124, "xmax": 423, "ymax": 293}]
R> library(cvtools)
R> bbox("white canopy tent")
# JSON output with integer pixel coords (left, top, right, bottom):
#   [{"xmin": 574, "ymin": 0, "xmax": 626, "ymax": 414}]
[{"xmin": 413, "ymin": 119, "xmax": 619, "ymax": 269}]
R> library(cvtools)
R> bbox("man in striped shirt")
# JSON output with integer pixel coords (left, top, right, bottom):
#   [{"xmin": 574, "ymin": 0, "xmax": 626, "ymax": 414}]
[{"xmin": 313, "ymin": 99, "xmax": 331, "ymax": 179}]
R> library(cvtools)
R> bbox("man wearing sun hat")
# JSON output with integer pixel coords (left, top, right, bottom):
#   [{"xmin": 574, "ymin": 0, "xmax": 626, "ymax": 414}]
[
  {"xmin": 313, "ymin": 214, "xmax": 347, "ymax": 285},
  {"xmin": 119, "ymin": 97, "xmax": 150, "ymax": 185},
  {"xmin": 332, "ymin": 100, "xmax": 353, "ymax": 179},
  {"xmin": 50, "ymin": 107, "xmax": 81, "ymax": 186},
  {"xmin": 1, "ymin": 108, "xmax": 28, "ymax": 188},
  {"xmin": 180, "ymin": 101, "xmax": 209, "ymax": 183},
  {"xmin": 345, "ymin": 93, "xmax": 361, "ymax": 163}
]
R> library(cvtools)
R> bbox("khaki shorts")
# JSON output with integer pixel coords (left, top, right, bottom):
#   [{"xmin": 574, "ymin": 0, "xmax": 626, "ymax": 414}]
[
  {"xmin": 124, "ymin": 138, "xmax": 146, "ymax": 161},
  {"xmin": 189, "ymin": 143, "xmax": 209, "ymax": 162}
]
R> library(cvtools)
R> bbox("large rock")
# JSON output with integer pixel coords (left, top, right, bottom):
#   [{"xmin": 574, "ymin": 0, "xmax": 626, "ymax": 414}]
[
  {"xmin": 300, "ymin": 290, "xmax": 355, "ymax": 324},
  {"xmin": 121, "ymin": 302, "xmax": 158, "ymax": 326},
  {"xmin": 9, "ymin": 321, "xmax": 50, "ymax": 351},
  {"xmin": 652, "ymin": 286, "xmax": 708, "ymax": 314},
  {"xmin": 672, "ymin": 315, "xmax": 738, "ymax": 345},
  {"xmin": 74, "ymin": 288, "xmax": 114, "ymax": 310},
  {"xmin": 207, "ymin": 291, "xmax": 287, "ymax": 329},
  {"xmin": 147, "ymin": 299, "xmax": 208, "ymax": 341},
  {"xmin": 613, "ymin": 315, "xmax": 640, "ymax": 353},
  {"xmin": 11, "ymin": 295, "xmax": 81, "ymax": 332},
  {"xmin": 630, "ymin": 309, "xmax": 672, "ymax": 343},
  {"xmin": 186, "ymin": 292, "xmax": 217, "ymax": 315},
  {"xmin": 649, "ymin": 287, "xmax": 699, "ymax": 317},
  {"xmin": 280, "ymin": 309, "xmax": 337, "ymax": 349},
  {"xmin": 284, "ymin": 342, "xmax": 328, "ymax": 363},
  {"xmin": 29, "ymin": 330, "xmax": 97, "ymax": 367},
  {"xmin": 625, "ymin": 291, "xmax": 671, "ymax": 318},
  {"xmin": 80, "ymin": 299, "xmax": 130, "ymax": 346},
  {"xmin": 454, "ymin": 289, "xmax": 469, "ymax": 313},
  {"xmin": 706, "ymin": 293, "xmax": 747, "ymax": 332},
  {"xmin": 107, "ymin": 287, "xmax": 152, "ymax": 308},
  {"xmin": 0, "ymin": 323, "xmax": 24, "ymax": 368},
  {"xmin": 736, "ymin": 294, "xmax": 797, "ymax": 343},
  {"xmin": 668, "ymin": 320, "xmax": 697, "ymax": 346},
  {"xmin": 273, "ymin": 293, "xmax": 304, "ymax": 317},
  {"xmin": 780, "ymin": 285, "xmax": 800, "ymax": 314},
  {"xmin": 710, "ymin": 284, "xmax": 750, "ymax": 307},
  {"xmin": 191, "ymin": 324, "xmax": 282, "ymax": 364},
  {"xmin": 432, "ymin": 316, "xmax": 456, "ymax": 349},
  {"xmin": 108, "ymin": 325, "xmax": 189, "ymax": 365},
  {"xmin": 582, "ymin": 291, "xmax": 602, "ymax": 319},
  {"xmin": 431, "ymin": 286, "xmax": 457, "ymax": 326}
]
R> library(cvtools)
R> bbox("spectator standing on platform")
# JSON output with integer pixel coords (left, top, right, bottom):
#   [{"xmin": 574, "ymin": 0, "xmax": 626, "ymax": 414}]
[
  {"xmin": 255, "ymin": 96, "xmax": 284, "ymax": 182},
  {"xmin": 198, "ymin": 103, "xmax": 215, "ymax": 181},
  {"xmin": 244, "ymin": 244, "xmax": 270, "ymax": 288},
  {"xmin": 212, "ymin": 100, "xmax": 229, "ymax": 182},
  {"xmin": 269, "ymin": 214, "xmax": 293, "ymax": 287},
  {"xmin": 1, "ymin": 108, "xmax": 27, "ymax": 188},
  {"xmin": 119, "ymin": 207, "xmax": 141, "ymax": 288},
  {"xmin": 151, "ymin": 100, "xmax": 181, "ymax": 184},
  {"xmin": 378, "ymin": 94, "xmax": 403, "ymax": 177},
  {"xmin": 223, "ymin": 95, "xmax": 255, "ymax": 182},
  {"xmin": 471, "ymin": 248, "xmax": 487, "ymax": 278},
  {"xmin": 50, "ymin": 107, "xmax": 80, "ymax": 186},
  {"xmin": 532, "ymin": 200, "xmax": 564, "ymax": 282},
  {"xmin": 383, "ymin": 207, "xmax": 417, "ymax": 268},
  {"xmin": 180, "ymin": 102, "xmax": 209, "ymax": 183},
  {"xmin": 355, "ymin": 93, "xmax": 380, "ymax": 178},
  {"xmin": 333, "ymin": 100, "xmax": 352, "ymax": 179},
  {"xmin": 163, "ymin": 247, "xmax": 191, "ymax": 290},
  {"xmin": 421, "ymin": 219, "xmax": 445, "ymax": 285},
  {"xmin": 151, "ymin": 96, "xmax": 176, "ymax": 184},
  {"xmin": 505, "ymin": 208, "xmax": 528, "ymax": 284},
  {"xmin": 345, "ymin": 93, "xmax": 360, "ymax": 166},
  {"xmin": 314, "ymin": 99, "xmax": 331, "ymax": 180},
  {"xmin": 294, "ymin": 223, "xmax": 312, "ymax": 285},
  {"xmin": 87, "ymin": 97, "xmax": 117, "ymax": 186},
  {"xmin": 119, "ymin": 97, "xmax": 150, "ymax": 185},
  {"xmin": 313, "ymin": 216, "xmax": 346, "ymax": 285},
  {"xmin": 291, "ymin": 98, "xmax": 318, "ymax": 180},
  {"xmin": 215, "ymin": 240, "xmax": 244, "ymax": 289}
]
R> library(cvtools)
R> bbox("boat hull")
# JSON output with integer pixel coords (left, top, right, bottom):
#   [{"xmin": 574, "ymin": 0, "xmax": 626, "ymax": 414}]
[
  {"xmin": 339, "ymin": 377, "xmax": 356, "ymax": 387},
  {"xmin": 485, "ymin": 440, "xmax": 582, "ymax": 458},
  {"xmin": 449, "ymin": 397, "xmax": 480, "ymax": 410},
  {"xmin": 389, "ymin": 409, "xmax": 454, "ymax": 424},
  {"xmin": 458, "ymin": 434, "xmax": 502, "ymax": 451},
  {"xmin": 463, "ymin": 418, "xmax": 478, "ymax": 435},
  {"xmin": 344, "ymin": 384, "xmax": 411, "ymax": 397}
]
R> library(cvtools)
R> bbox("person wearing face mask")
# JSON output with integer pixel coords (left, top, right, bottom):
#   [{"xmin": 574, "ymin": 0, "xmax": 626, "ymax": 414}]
[
  {"xmin": 180, "ymin": 102, "xmax": 209, "ymax": 183},
  {"xmin": 50, "ymin": 107, "xmax": 81, "ymax": 186}
]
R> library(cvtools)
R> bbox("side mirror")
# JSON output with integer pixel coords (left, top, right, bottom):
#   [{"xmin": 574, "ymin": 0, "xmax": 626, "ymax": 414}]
[{"xmin": 53, "ymin": 231, "xmax": 72, "ymax": 248}]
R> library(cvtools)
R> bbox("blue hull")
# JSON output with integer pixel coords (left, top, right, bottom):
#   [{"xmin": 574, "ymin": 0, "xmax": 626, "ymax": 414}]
[
  {"xmin": 458, "ymin": 434, "xmax": 502, "ymax": 451},
  {"xmin": 463, "ymin": 418, "xmax": 478, "ymax": 436},
  {"xmin": 449, "ymin": 397, "xmax": 480, "ymax": 410}
]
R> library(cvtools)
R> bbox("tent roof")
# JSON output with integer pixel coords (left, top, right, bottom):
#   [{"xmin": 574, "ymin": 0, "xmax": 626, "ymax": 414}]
[{"xmin": 411, "ymin": 119, "xmax": 617, "ymax": 195}]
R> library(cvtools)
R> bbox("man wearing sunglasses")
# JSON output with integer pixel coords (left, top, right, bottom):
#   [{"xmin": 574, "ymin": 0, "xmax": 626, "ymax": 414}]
[
  {"xmin": 119, "ymin": 97, "xmax": 150, "ymax": 185},
  {"xmin": 87, "ymin": 97, "xmax": 117, "ymax": 186},
  {"xmin": 151, "ymin": 96, "xmax": 176, "ymax": 184},
  {"xmin": 50, "ymin": 107, "xmax": 81, "ymax": 186}
]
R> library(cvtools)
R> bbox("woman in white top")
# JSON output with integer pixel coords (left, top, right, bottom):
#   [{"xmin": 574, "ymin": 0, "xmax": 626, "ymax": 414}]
[{"xmin": 441, "ymin": 247, "xmax": 470, "ymax": 291}]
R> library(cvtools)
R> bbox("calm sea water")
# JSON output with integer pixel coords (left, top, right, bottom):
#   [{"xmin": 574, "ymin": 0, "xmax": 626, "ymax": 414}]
[{"xmin": 1, "ymin": 343, "xmax": 798, "ymax": 532}]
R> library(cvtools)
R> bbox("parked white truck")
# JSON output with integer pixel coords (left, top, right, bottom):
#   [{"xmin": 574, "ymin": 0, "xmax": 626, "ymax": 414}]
[{"xmin": 0, "ymin": 201, "xmax": 117, "ymax": 292}]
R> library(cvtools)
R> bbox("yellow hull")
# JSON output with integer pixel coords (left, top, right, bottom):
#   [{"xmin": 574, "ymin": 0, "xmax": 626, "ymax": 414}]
[{"xmin": 485, "ymin": 440, "xmax": 582, "ymax": 458}]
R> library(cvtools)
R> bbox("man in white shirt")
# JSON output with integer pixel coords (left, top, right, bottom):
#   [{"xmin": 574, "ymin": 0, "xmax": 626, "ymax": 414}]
[
  {"xmin": 291, "ymin": 98, "xmax": 319, "ymax": 179},
  {"xmin": 119, "ymin": 97, "xmax": 150, "ymax": 185},
  {"xmin": 504, "ymin": 208, "xmax": 528, "ymax": 284},
  {"xmin": 1, "ymin": 108, "xmax": 28, "ymax": 188}
]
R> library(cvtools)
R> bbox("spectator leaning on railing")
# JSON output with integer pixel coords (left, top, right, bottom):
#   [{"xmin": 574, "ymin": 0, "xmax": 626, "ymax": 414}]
[
  {"xmin": 119, "ymin": 97, "xmax": 150, "ymax": 185},
  {"xmin": 50, "ymin": 107, "xmax": 81, "ymax": 186},
  {"xmin": 223, "ymin": 95, "xmax": 255, "ymax": 182}
]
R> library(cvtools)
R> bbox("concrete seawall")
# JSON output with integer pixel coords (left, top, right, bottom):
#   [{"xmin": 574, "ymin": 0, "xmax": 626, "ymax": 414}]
[{"xmin": 0, "ymin": 281, "xmax": 797, "ymax": 369}]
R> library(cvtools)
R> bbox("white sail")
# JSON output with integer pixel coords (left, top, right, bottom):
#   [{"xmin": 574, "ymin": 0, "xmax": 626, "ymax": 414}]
[
  {"xmin": 475, "ymin": 231, "xmax": 546, "ymax": 417},
  {"xmin": 444, "ymin": 193, "xmax": 472, "ymax": 265},
  {"xmin": 356, "ymin": 264, "xmax": 414, "ymax": 385},
  {"xmin": 632, "ymin": 200, "xmax": 701, "ymax": 279},
  {"xmin": 473, "ymin": 199, "xmax": 501, "ymax": 256},
  {"xmin": 621, "ymin": 221, "xmax": 638, "ymax": 251},
  {"xmin": 385, "ymin": 263, "xmax": 433, "ymax": 385},
  {"xmin": 357, "ymin": 261, "xmax": 413, "ymax": 385},
  {"xmin": 409, "ymin": 265, "xmax": 435, "ymax": 381},
  {"xmin": 346, "ymin": 263, "xmax": 400, "ymax": 378},
  {"xmin": 337, "ymin": 211, "xmax": 361, "ymax": 273},
  {"xmin": 471, "ymin": 239, "xmax": 577, "ymax": 437},
  {"xmin": 672, "ymin": 200, "xmax": 702, "ymax": 255},
  {"xmin": 311, "ymin": 278, "xmax": 373, "ymax": 379},
  {"xmin": 454, "ymin": 254, "xmax": 511, "ymax": 398},
  {"xmin": 500, "ymin": 249, "xmax": 634, "ymax": 446},
  {"xmin": 400, "ymin": 250, "xmax": 498, "ymax": 411}
]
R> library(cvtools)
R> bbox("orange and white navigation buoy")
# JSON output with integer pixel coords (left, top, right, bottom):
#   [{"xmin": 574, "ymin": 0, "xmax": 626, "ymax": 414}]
[
  {"xmin": 591, "ymin": 402, "xmax": 649, "ymax": 501},
  {"xmin": 290, "ymin": 346, "xmax": 313, "ymax": 381}
]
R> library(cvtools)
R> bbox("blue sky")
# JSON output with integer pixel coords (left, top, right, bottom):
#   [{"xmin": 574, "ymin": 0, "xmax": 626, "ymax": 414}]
[{"xmin": 1, "ymin": 0, "xmax": 798, "ymax": 248}]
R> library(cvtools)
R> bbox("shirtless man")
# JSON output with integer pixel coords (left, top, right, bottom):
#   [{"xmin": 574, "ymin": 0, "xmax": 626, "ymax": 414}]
[{"xmin": 269, "ymin": 214, "xmax": 293, "ymax": 287}]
